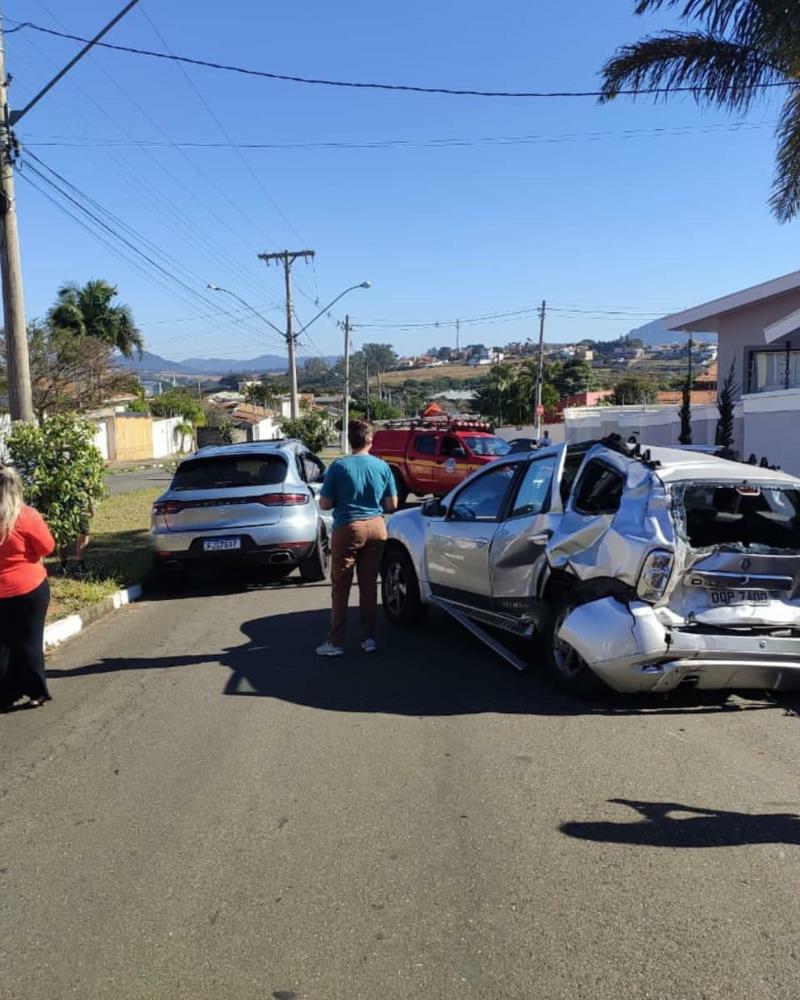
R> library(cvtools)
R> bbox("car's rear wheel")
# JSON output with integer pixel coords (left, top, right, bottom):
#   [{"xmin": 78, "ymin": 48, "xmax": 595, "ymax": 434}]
[
  {"xmin": 382, "ymin": 546, "xmax": 427, "ymax": 626},
  {"xmin": 299, "ymin": 527, "xmax": 330, "ymax": 583},
  {"xmin": 151, "ymin": 555, "xmax": 185, "ymax": 591},
  {"xmin": 391, "ymin": 468, "xmax": 409, "ymax": 509},
  {"xmin": 543, "ymin": 593, "xmax": 605, "ymax": 698}
]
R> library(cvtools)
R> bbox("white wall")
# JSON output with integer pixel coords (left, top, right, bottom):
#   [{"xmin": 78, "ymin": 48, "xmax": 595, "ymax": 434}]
[
  {"xmin": 564, "ymin": 403, "xmax": 743, "ymax": 451},
  {"xmin": 250, "ymin": 417, "xmax": 282, "ymax": 441},
  {"xmin": 742, "ymin": 389, "xmax": 800, "ymax": 476},
  {"xmin": 495, "ymin": 423, "xmax": 565, "ymax": 444},
  {"xmin": 93, "ymin": 420, "xmax": 110, "ymax": 461},
  {"xmin": 152, "ymin": 416, "xmax": 184, "ymax": 458}
]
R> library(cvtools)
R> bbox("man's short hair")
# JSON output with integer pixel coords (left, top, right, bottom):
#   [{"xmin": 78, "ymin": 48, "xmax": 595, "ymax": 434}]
[{"xmin": 348, "ymin": 419, "xmax": 372, "ymax": 450}]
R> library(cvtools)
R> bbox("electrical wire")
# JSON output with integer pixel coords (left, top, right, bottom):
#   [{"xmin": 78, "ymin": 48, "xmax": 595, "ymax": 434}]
[
  {"xmin": 22, "ymin": 119, "xmax": 774, "ymax": 151},
  {"xmin": 7, "ymin": 19, "xmax": 790, "ymax": 100}
]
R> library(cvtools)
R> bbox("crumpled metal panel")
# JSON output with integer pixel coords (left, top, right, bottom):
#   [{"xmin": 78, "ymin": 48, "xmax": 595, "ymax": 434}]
[
  {"xmin": 547, "ymin": 448, "xmax": 676, "ymax": 590},
  {"xmin": 386, "ymin": 508, "xmax": 433, "ymax": 601}
]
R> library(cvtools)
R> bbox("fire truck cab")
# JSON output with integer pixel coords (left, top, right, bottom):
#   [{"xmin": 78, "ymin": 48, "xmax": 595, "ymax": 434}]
[{"xmin": 370, "ymin": 416, "xmax": 511, "ymax": 504}]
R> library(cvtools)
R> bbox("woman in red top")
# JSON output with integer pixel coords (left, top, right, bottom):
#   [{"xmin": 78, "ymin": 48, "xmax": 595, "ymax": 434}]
[{"xmin": 0, "ymin": 466, "xmax": 55, "ymax": 710}]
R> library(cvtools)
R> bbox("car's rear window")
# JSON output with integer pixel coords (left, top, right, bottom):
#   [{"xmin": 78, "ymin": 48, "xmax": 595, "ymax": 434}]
[
  {"xmin": 681, "ymin": 484, "xmax": 800, "ymax": 550},
  {"xmin": 172, "ymin": 455, "xmax": 286, "ymax": 490}
]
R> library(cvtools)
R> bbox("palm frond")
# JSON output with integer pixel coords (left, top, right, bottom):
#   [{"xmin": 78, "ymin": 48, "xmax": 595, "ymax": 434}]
[
  {"xmin": 600, "ymin": 31, "xmax": 781, "ymax": 110},
  {"xmin": 770, "ymin": 88, "xmax": 800, "ymax": 222},
  {"xmin": 634, "ymin": 2, "xmax": 751, "ymax": 34}
]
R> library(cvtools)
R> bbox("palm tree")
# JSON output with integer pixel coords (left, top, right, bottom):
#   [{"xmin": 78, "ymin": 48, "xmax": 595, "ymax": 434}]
[
  {"xmin": 600, "ymin": 1, "xmax": 800, "ymax": 220},
  {"xmin": 49, "ymin": 279, "xmax": 143, "ymax": 358},
  {"xmin": 174, "ymin": 419, "xmax": 196, "ymax": 453}
]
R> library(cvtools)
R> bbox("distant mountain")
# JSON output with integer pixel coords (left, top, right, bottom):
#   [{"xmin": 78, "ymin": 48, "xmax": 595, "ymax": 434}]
[
  {"xmin": 627, "ymin": 318, "xmax": 716, "ymax": 347},
  {"xmin": 119, "ymin": 352, "xmax": 337, "ymax": 376}
]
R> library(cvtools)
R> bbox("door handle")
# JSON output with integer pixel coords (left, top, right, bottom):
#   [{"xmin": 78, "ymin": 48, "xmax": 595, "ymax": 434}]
[{"xmin": 528, "ymin": 530, "xmax": 552, "ymax": 545}]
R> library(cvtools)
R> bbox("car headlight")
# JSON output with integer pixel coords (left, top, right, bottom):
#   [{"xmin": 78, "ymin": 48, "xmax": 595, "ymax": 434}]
[{"xmin": 637, "ymin": 550, "xmax": 674, "ymax": 603}]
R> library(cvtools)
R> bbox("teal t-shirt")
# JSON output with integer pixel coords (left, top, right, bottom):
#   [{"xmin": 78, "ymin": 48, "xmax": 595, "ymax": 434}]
[{"xmin": 320, "ymin": 454, "xmax": 395, "ymax": 530}]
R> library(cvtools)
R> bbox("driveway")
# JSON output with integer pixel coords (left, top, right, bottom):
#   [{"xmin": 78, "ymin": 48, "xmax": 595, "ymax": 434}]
[
  {"xmin": 1, "ymin": 576, "xmax": 799, "ymax": 999},
  {"xmin": 105, "ymin": 466, "xmax": 175, "ymax": 496}
]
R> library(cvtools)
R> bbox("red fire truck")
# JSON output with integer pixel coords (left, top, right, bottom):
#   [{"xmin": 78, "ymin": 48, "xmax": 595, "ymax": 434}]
[{"xmin": 370, "ymin": 415, "xmax": 511, "ymax": 504}]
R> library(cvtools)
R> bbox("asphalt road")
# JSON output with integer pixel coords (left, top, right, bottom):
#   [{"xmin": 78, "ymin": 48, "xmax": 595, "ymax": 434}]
[
  {"xmin": 2, "ymin": 576, "xmax": 800, "ymax": 1000},
  {"xmin": 105, "ymin": 467, "xmax": 174, "ymax": 496}
]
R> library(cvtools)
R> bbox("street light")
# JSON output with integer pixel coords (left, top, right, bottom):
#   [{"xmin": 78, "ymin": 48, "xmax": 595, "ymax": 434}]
[
  {"xmin": 292, "ymin": 283, "xmax": 370, "ymax": 454},
  {"xmin": 206, "ymin": 283, "xmax": 285, "ymax": 338}
]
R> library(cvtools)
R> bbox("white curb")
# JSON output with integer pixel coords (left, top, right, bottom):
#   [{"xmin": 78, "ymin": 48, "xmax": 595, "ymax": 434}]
[{"xmin": 44, "ymin": 583, "xmax": 144, "ymax": 651}]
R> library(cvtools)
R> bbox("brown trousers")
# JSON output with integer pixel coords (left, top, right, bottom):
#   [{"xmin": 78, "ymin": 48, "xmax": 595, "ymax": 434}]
[{"xmin": 329, "ymin": 516, "xmax": 387, "ymax": 645}]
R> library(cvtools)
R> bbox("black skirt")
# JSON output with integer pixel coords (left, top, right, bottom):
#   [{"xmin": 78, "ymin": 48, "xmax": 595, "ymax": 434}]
[{"xmin": 0, "ymin": 578, "xmax": 51, "ymax": 707}]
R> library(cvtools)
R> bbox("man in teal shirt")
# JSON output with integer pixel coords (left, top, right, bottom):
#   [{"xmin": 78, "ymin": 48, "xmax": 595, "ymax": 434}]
[{"xmin": 317, "ymin": 420, "xmax": 398, "ymax": 656}]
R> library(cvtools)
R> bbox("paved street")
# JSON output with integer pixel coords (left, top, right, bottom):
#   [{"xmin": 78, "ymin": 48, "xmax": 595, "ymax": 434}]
[
  {"xmin": 2, "ymin": 578, "xmax": 800, "ymax": 1000},
  {"xmin": 105, "ymin": 467, "xmax": 174, "ymax": 497}
]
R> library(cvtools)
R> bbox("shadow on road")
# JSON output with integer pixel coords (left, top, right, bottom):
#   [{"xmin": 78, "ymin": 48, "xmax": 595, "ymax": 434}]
[
  {"xmin": 49, "ymin": 606, "xmax": 792, "ymax": 719},
  {"xmin": 560, "ymin": 798, "xmax": 800, "ymax": 848}
]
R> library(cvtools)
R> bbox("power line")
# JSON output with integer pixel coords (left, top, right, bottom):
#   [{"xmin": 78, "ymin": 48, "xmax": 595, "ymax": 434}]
[
  {"xmin": 21, "ymin": 119, "xmax": 774, "ymax": 151},
  {"xmin": 7, "ymin": 19, "xmax": 789, "ymax": 100}
]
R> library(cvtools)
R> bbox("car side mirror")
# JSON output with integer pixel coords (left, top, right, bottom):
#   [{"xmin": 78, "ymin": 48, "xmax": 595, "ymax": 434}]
[{"xmin": 421, "ymin": 498, "xmax": 447, "ymax": 518}]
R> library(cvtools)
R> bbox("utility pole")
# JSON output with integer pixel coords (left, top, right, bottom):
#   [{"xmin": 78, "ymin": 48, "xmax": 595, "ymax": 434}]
[
  {"xmin": 0, "ymin": 3, "xmax": 142, "ymax": 422},
  {"xmin": 534, "ymin": 299, "xmax": 546, "ymax": 441},
  {"xmin": 455, "ymin": 318, "xmax": 460, "ymax": 355},
  {"xmin": 341, "ymin": 314, "xmax": 351, "ymax": 455},
  {"xmin": 258, "ymin": 249, "xmax": 315, "ymax": 418},
  {"xmin": 0, "ymin": 20, "xmax": 31, "ymax": 421},
  {"xmin": 364, "ymin": 359, "xmax": 370, "ymax": 422}
]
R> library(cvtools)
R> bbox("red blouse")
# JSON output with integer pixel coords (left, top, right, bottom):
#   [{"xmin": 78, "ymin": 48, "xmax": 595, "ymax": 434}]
[{"xmin": 0, "ymin": 505, "xmax": 55, "ymax": 598}]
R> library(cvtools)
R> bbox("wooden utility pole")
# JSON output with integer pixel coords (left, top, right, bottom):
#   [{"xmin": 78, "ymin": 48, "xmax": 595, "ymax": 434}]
[
  {"xmin": 534, "ymin": 299, "xmax": 546, "ymax": 441},
  {"xmin": 258, "ymin": 249, "xmax": 315, "ymax": 418},
  {"xmin": 364, "ymin": 359, "xmax": 370, "ymax": 422},
  {"xmin": 0, "ymin": 19, "xmax": 32, "ymax": 421},
  {"xmin": 0, "ymin": 2, "xmax": 141, "ymax": 422},
  {"xmin": 341, "ymin": 314, "xmax": 351, "ymax": 455}
]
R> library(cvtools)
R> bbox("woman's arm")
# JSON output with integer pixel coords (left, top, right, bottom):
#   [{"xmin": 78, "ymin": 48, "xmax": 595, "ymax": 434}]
[{"xmin": 22, "ymin": 507, "xmax": 56, "ymax": 559}]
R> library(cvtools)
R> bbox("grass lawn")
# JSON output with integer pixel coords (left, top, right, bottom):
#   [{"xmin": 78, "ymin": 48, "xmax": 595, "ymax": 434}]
[{"xmin": 46, "ymin": 487, "xmax": 160, "ymax": 622}]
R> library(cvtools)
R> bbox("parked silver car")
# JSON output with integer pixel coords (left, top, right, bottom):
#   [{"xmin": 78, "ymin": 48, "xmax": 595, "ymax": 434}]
[
  {"xmin": 151, "ymin": 440, "xmax": 331, "ymax": 582},
  {"xmin": 382, "ymin": 437, "xmax": 800, "ymax": 696}
]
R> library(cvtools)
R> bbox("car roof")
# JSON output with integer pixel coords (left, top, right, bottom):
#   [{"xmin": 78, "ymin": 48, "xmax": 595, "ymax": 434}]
[
  {"xmin": 637, "ymin": 445, "xmax": 800, "ymax": 486},
  {"xmin": 186, "ymin": 440, "xmax": 301, "ymax": 461}
]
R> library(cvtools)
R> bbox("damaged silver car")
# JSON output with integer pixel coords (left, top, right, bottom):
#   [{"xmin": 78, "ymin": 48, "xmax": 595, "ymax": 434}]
[{"xmin": 381, "ymin": 438, "xmax": 800, "ymax": 696}]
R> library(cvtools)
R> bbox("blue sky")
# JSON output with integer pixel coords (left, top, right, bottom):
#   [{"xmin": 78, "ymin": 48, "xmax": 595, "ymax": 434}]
[{"xmin": 4, "ymin": 0, "xmax": 796, "ymax": 361}]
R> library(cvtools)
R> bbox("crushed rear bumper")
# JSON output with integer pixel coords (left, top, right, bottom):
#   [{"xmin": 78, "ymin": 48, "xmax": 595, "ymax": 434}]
[{"xmin": 558, "ymin": 598, "xmax": 800, "ymax": 693}]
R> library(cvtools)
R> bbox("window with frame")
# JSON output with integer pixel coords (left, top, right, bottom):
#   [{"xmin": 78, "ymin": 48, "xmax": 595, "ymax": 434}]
[
  {"xmin": 749, "ymin": 348, "xmax": 800, "ymax": 394},
  {"xmin": 510, "ymin": 456, "xmax": 557, "ymax": 518},
  {"xmin": 449, "ymin": 464, "xmax": 517, "ymax": 522},
  {"xmin": 572, "ymin": 460, "xmax": 624, "ymax": 515},
  {"xmin": 301, "ymin": 452, "xmax": 325, "ymax": 483},
  {"xmin": 414, "ymin": 434, "xmax": 438, "ymax": 455}
]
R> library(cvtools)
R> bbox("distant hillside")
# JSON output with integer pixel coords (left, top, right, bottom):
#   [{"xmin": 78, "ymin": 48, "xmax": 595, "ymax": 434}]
[
  {"xmin": 627, "ymin": 318, "xmax": 716, "ymax": 347},
  {"xmin": 120, "ymin": 352, "xmax": 336, "ymax": 375}
]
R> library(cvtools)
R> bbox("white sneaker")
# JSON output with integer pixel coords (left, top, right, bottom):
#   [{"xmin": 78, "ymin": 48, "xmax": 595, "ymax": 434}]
[
  {"xmin": 361, "ymin": 638, "xmax": 377, "ymax": 654},
  {"xmin": 316, "ymin": 641, "xmax": 344, "ymax": 657}
]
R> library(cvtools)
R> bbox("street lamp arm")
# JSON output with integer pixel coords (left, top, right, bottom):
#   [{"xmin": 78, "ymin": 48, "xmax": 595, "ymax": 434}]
[
  {"xmin": 295, "ymin": 282, "xmax": 370, "ymax": 339},
  {"xmin": 206, "ymin": 284, "xmax": 285, "ymax": 338}
]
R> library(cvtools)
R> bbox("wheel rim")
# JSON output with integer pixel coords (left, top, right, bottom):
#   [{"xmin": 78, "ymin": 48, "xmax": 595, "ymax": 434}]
[
  {"xmin": 384, "ymin": 560, "xmax": 408, "ymax": 615},
  {"xmin": 320, "ymin": 531, "xmax": 330, "ymax": 569},
  {"xmin": 552, "ymin": 607, "xmax": 587, "ymax": 678}
]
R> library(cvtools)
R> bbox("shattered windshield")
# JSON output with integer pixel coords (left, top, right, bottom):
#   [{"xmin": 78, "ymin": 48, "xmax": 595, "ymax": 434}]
[{"xmin": 680, "ymin": 483, "xmax": 800, "ymax": 551}]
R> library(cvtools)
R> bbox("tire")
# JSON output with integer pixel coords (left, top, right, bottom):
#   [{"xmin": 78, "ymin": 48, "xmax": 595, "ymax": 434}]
[
  {"xmin": 299, "ymin": 527, "xmax": 330, "ymax": 583},
  {"xmin": 542, "ymin": 592, "xmax": 606, "ymax": 698},
  {"xmin": 382, "ymin": 546, "xmax": 427, "ymax": 626},
  {"xmin": 391, "ymin": 468, "xmax": 409, "ymax": 509}
]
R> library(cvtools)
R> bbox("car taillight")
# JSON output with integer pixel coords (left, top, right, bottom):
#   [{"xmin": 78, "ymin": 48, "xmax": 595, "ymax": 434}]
[
  {"xmin": 153, "ymin": 500, "xmax": 184, "ymax": 515},
  {"xmin": 637, "ymin": 550, "xmax": 674, "ymax": 603},
  {"xmin": 258, "ymin": 493, "xmax": 310, "ymax": 506}
]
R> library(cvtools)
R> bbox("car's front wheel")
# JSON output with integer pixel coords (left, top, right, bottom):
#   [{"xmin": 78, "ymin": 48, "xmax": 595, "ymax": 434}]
[
  {"xmin": 543, "ymin": 593, "xmax": 605, "ymax": 698},
  {"xmin": 299, "ymin": 528, "xmax": 330, "ymax": 583},
  {"xmin": 382, "ymin": 546, "xmax": 427, "ymax": 626}
]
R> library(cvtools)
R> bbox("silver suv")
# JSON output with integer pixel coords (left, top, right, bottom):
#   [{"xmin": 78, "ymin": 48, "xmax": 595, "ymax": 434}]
[
  {"xmin": 382, "ymin": 437, "xmax": 800, "ymax": 697},
  {"xmin": 151, "ymin": 440, "xmax": 331, "ymax": 583}
]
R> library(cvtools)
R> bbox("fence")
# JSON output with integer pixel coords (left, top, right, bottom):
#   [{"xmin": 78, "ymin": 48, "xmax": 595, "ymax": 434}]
[{"xmin": 563, "ymin": 403, "xmax": 742, "ymax": 451}]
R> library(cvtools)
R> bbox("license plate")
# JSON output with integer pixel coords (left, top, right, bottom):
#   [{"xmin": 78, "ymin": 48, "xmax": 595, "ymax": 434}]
[
  {"xmin": 203, "ymin": 538, "xmax": 241, "ymax": 552},
  {"xmin": 708, "ymin": 590, "xmax": 769, "ymax": 607}
]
